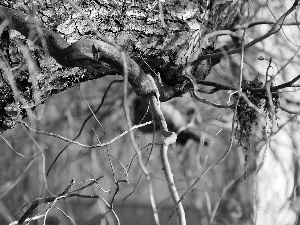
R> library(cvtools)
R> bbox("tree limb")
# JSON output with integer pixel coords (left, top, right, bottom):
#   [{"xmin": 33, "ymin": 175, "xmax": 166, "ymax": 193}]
[{"xmin": 0, "ymin": 6, "xmax": 181, "ymax": 131}]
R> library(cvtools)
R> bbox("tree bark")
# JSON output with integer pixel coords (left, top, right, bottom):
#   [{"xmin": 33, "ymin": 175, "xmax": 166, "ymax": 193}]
[{"xmin": 0, "ymin": 1, "xmax": 243, "ymax": 132}]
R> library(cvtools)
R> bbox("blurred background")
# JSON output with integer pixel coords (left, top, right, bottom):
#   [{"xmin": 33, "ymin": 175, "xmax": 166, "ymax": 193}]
[{"xmin": 1, "ymin": 0, "xmax": 300, "ymax": 225}]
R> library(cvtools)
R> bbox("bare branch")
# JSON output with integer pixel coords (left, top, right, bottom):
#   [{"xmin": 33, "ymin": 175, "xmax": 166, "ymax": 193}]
[
  {"xmin": 197, "ymin": 74, "xmax": 300, "ymax": 94},
  {"xmin": 186, "ymin": 1, "xmax": 300, "ymax": 68}
]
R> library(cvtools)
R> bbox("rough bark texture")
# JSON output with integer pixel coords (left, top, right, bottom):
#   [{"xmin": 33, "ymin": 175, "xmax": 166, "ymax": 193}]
[{"xmin": 0, "ymin": 1, "xmax": 243, "ymax": 132}]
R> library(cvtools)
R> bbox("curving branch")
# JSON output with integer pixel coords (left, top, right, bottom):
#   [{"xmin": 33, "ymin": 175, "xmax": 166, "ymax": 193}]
[
  {"xmin": 0, "ymin": 0, "xmax": 245, "ymax": 132},
  {"xmin": 0, "ymin": 8, "xmax": 185, "ymax": 224},
  {"xmin": 0, "ymin": 7, "xmax": 162, "ymax": 97},
  {"xmin": 14, "ymin": 177, "xmax": 106, "ymax": 225},
  {"xmin": 0, "ymin": 6, "xmax": 181, "ymax": 131}
]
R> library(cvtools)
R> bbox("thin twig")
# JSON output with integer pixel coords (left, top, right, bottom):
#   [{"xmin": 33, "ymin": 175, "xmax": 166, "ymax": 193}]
[
  {"xmin": 275, "ymin": 46, "xmax": 300, "ymax": 76},
  {"xmin": 0, "ymin": 159, "xmax": 35, "ymax": 199},
  {"xmin": 46, "ymin": 79, "xmax": 123, "ymax": 176},
  {"xmin": 197, "ymin": 74, "xmax": 300, "ymax": 94},
  {"xmin": 122, "ymin": 122, "xmax": 156, "ymax": 203},
  {"xmin": 209, "ymin": 151, "xmax": 260, "ymax": 224},
  {"xmin": 168, "ymin": 29, "xmax": 247, "ymax": 223},
  {"xmin": 265, "ymin": 59, "xmax": 277, "ymax": 133},
  {"xmin": 184, "ymin": 75, "xmax": 234, "ymax": 109},
  {"xmin": 122, "ymin": 21, "xmax": 161, "ymax": 224},
  {"xmin": 80, "ymin": 86, "xmax": 128, "ymax": 184},
  {"xmin": 146, "ymin": 86, "xmax": 185, "ymax": 224},
  {"xmin": 161, "ymin": 142, "xmax": 186, "ymax": 225},
  {"xmin": 187, "ymin": 1, "xmax": 299, "ymax": 68},
  {"xmin": 0, "ymin": 134, "xmax": 32, "ymax": 159},
  {"xmin": 14, "ymin": 177, "xmax": 113, "ymax": 225},
  {"xmin": 231, "ymin": 21, "xmax": 300, "ymax": 31},
  {"xmin": 23, "ymin": 120, "xmax": 153, "ymax": 148},
  {"xmin": 92, "ymin": 127, "xmax": 128, "ymax": 184},
  {"xmin": 71, "ymin": 176, "xmax": 104, "ymax": 193}
]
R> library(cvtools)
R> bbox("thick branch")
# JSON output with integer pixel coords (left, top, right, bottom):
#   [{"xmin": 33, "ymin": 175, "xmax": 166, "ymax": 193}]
[
  {"xmin": 0, "ymin": 1, "xmax": 243, "ymax": 131},
  {"xmin": 0, "ymin": 7, "xmax": 161, "ymax": 96},
  {"xmin": 0, "ymin": 6, "xmax": 182, "ymax": 131}
]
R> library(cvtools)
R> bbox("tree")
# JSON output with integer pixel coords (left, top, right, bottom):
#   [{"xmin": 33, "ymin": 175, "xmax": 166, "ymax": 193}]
[{"xmin": 0, "ymin": 0, "xmax": 300, "ymax": 224}]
